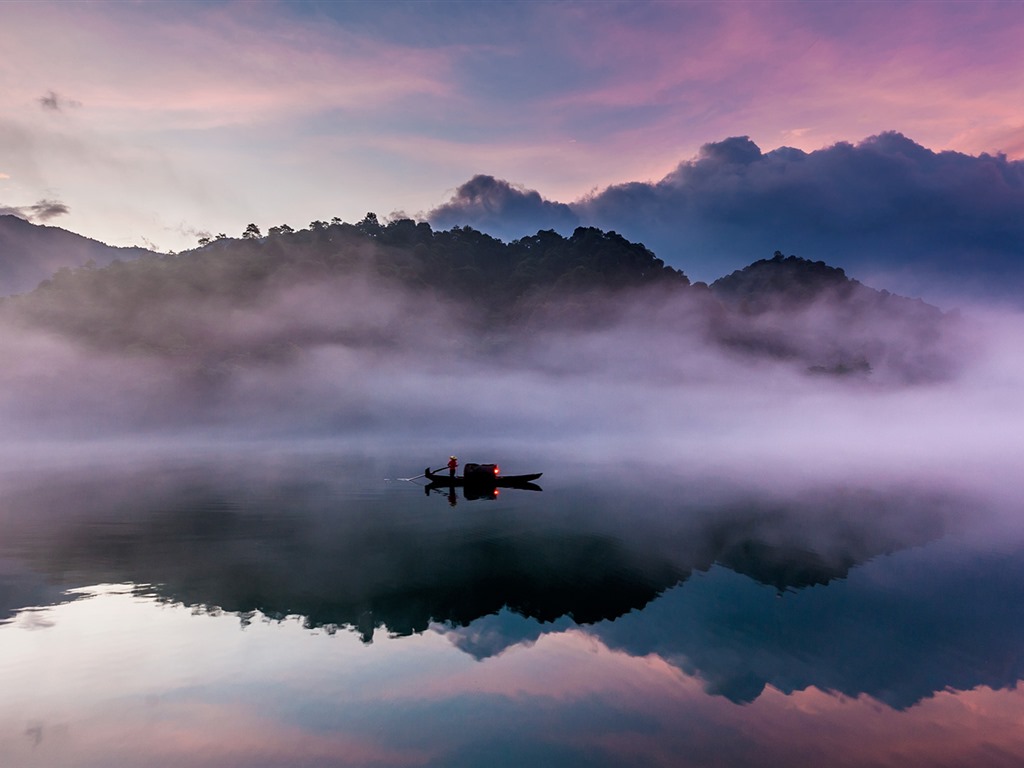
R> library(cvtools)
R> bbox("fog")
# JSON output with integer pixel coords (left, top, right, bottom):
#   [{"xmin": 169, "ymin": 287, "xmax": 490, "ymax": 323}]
[
  {"xmin": 2, "ymin": 264, "xmax": 1024, "ymax": 713},
  {"xmin": 0, "ymin": 265, "xmax": 1021, "ymax": 521}
]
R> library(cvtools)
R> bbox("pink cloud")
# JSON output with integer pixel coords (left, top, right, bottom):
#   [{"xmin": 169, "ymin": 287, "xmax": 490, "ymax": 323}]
[
  {"xmin": 3, "ymin": 0, "xmax": 1024, "ymax": 255},
  {"xmin": 422, "ymin": 630, "xmax": 1024, "ymax": 767},
  {"xmin": 0, "ymin": 3, "xmax": 457, "ymax": 129},
  {"xmin": 530, "ymin": 2, "xmax": 1024, "ymax": 165}
]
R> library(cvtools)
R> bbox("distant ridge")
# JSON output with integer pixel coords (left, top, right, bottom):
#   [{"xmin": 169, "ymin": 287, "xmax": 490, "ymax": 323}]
[
  {"xmin": 0, "ymin": 214, "xmax": 157, "ymax": 296},
  {"xmin": 0, "ymin": 219, "xmax": 961, "ymax": 383},
  {"xmin": 709, "ymin": 251, "xmax": 953, "ymax": 381}
]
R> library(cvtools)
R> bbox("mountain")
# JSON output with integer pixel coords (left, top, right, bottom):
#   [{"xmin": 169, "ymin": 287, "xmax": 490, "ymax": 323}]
[
  {"xmin": 1, "ymin": 456, "xmax": 946, "ymax": 641},
  {"xmin": 429, "ymin": 132, "xmax": 1024, "ymax": 303},
  {"xmin": 0, "ymin": 220, "xmax": 960, "ymax": 384},
  {"xmin": 0, "ymin": 219, "xmax": 687, "ymax": 357},
  {"xmin": 708, "ymin": 252, "xmax": 958, "ymax": 381},
  {"xmin": 0, "ymin": 214, "xmax": 157, "ymax": 296}
]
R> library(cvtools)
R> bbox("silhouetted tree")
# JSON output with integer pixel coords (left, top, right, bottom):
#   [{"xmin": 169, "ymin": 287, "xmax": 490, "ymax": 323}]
[
  {"xmin": 356, "ymin": 212, "xmax": 382, "ymax": 236},
  {"xmin": 242, "ymin": 223, "xmax": 261, "ymax": 240}
]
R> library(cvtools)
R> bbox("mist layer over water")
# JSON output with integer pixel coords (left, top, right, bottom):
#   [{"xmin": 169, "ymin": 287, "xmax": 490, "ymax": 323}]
[{"xmin": 0, "ymin": 283, "xmax": 1019, "ymax": 504}]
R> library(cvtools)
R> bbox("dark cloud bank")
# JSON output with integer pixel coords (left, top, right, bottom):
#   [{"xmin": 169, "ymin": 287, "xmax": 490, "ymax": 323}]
[{"xmin": 430, "ymin": 132, "xmax": 1024, "ymax": 303}]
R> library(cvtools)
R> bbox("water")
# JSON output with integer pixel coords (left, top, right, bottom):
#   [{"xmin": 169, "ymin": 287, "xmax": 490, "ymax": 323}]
[{"xmin": 2, "ymin": 444, "xmax": 1023, "ymax": 767}]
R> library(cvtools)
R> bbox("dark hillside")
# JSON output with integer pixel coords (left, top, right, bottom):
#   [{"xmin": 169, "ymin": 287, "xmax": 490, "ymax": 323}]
[
  {"xmin": 0, "ymin": 219, "xmax": 689, "ymax": 364},
  {"xmin": 710, "ymin": 252, "xmax": 957, "ymax": 381},
  {"xmin": 712, "ymin": 252, "xmax": 859, "ymax": 311},
  {"xmin": 0, "ymin": 222, "xmax": 962, "ymax": 384},
  {"xmin": 0, "ymin": 214, "xmax": 156, "ymax": 296}
]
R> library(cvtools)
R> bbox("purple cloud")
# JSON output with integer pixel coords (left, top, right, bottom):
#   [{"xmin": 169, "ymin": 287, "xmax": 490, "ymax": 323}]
[
  {"xmin": 429, "ymin": 175, "xmax": 579, "ymax": 242},
  {"xmin": 430, "ymin": 134, "xmax": 1024, "ymax": 302}
]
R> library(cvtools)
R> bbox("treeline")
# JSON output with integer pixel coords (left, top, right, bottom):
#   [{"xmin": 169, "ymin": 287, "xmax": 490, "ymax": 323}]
[
  {"xmin": 0, "ymin": 218, "xmax": 961, "ymax": 382},
  {"xmin": 0, "ymin": 217, "xmax": 687, "ymax": 359},
  {"xmin": 195, "ymin": 213, "xmax": 688, "ymax": 308}
]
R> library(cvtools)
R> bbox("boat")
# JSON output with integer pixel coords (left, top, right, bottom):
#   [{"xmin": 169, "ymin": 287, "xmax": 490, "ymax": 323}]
[{"xmin": 424, "ymin": 463, "xmax": 542, "ymax": 488}]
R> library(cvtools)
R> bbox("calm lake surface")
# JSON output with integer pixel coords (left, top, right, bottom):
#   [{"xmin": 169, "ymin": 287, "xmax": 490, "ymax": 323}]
[{"xmin": 2, "ymin": 443, "xmax": 1023, "ymax": 767}]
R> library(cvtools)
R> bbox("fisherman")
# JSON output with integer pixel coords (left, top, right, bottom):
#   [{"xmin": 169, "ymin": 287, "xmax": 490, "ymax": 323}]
[{"xmin": 448, "ymin": 455, "xmax": 458, "ymax": 478}]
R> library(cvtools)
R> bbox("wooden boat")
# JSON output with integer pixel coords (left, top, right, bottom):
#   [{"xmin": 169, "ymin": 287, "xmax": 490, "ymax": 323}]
[{"xmin": 424, "ymin": 465, "xmax": 542, "ymax": 487}]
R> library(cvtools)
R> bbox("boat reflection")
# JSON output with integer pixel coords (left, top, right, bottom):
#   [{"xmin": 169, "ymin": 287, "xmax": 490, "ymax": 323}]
[{"xmin": 424, "ymin": 478, "xmax": 543, "ymax": 503}]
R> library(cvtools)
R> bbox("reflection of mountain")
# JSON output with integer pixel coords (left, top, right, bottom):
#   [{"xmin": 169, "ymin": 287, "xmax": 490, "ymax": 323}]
[
  {"xmin": 7, "ymin": 453, "xmax": 1013, "ymax": 708},
  {"xmin": 591, "ymin": 541, "xmax": 1024, "ymax": 709},
  {"xmin": 0, "ymin": 456, "xmax": 949, "ymax": 644}
]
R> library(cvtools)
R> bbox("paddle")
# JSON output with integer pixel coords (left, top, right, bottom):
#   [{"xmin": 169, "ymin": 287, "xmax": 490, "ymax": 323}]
[{"xmin": 398, "ymin": 462, "xmax": 452, "ymax": 482}]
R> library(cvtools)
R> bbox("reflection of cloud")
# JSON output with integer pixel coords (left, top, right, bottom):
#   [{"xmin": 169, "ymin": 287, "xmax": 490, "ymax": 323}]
[
  {"xmin": 0, "ymin": 441, "xmax": 990, "ymax": 711},
  {"xmin": 15, "ymin": 608, "xmax": 56, "ymax": 631},
  {"xmin": 3, "ymin": 585, "xmax": 1024, "ymax": 767}
]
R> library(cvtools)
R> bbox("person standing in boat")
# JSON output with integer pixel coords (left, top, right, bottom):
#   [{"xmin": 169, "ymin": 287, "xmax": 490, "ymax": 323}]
[{"xmin": 448, "ymin": 455, "xmax": 458, "ymax": 479}]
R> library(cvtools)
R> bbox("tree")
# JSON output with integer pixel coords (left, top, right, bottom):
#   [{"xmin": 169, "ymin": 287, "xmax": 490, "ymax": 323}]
[
  {"xmin": 197, "ymin": 236, "xmax": 212, "ymax": 247},
  {"xmin": 356, "ymin": 212, "xmax": 382, "ymax": 236},
  {"xmin": 242, "ymin": 223, "xmax": 262, "ymax": 240},
  {"xmin": 268, "ymin": 224, "xmax": 294, "ymax": 237}
]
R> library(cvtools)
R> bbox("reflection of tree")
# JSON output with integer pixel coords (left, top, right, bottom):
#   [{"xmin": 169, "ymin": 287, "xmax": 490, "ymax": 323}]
[
  {"xmin": 2, "ymin": 459, "xmax": 949, "ymax": 644},
  {"xmin": 8, "ymin": 456, "xmax": 1013, "ymax": 708}
]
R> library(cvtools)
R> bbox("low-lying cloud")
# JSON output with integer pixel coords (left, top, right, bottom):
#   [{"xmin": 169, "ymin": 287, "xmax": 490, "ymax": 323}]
[{"xmin": 0, "ymin": 257, "xmax": 1018, "ymax": 512}]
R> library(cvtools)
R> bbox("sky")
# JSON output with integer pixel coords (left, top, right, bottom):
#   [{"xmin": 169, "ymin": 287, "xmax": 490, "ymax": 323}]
[{"xmin": 2, "ymin": 0, "xmax": 1024, "ymax": 269}]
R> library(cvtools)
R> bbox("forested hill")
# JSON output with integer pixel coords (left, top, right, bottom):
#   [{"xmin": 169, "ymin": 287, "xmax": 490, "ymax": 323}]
[
  {"xmin": 0, "ymin": 217, "xmax": 961, "ymax": 382},
  {"xmin": 707, "ymin": 252, "xmax": 955, "ymax": 381},
  {"xmin": 0, "ymin": 214, "xmax": 157, "ymax": 296},
  {"xmin": 1, "ymin": 217, "xmax": 686, "ymax": 348},
  {"xmin": 711, "ymin": 251, "xmax": 939, "ymax": 317}
]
